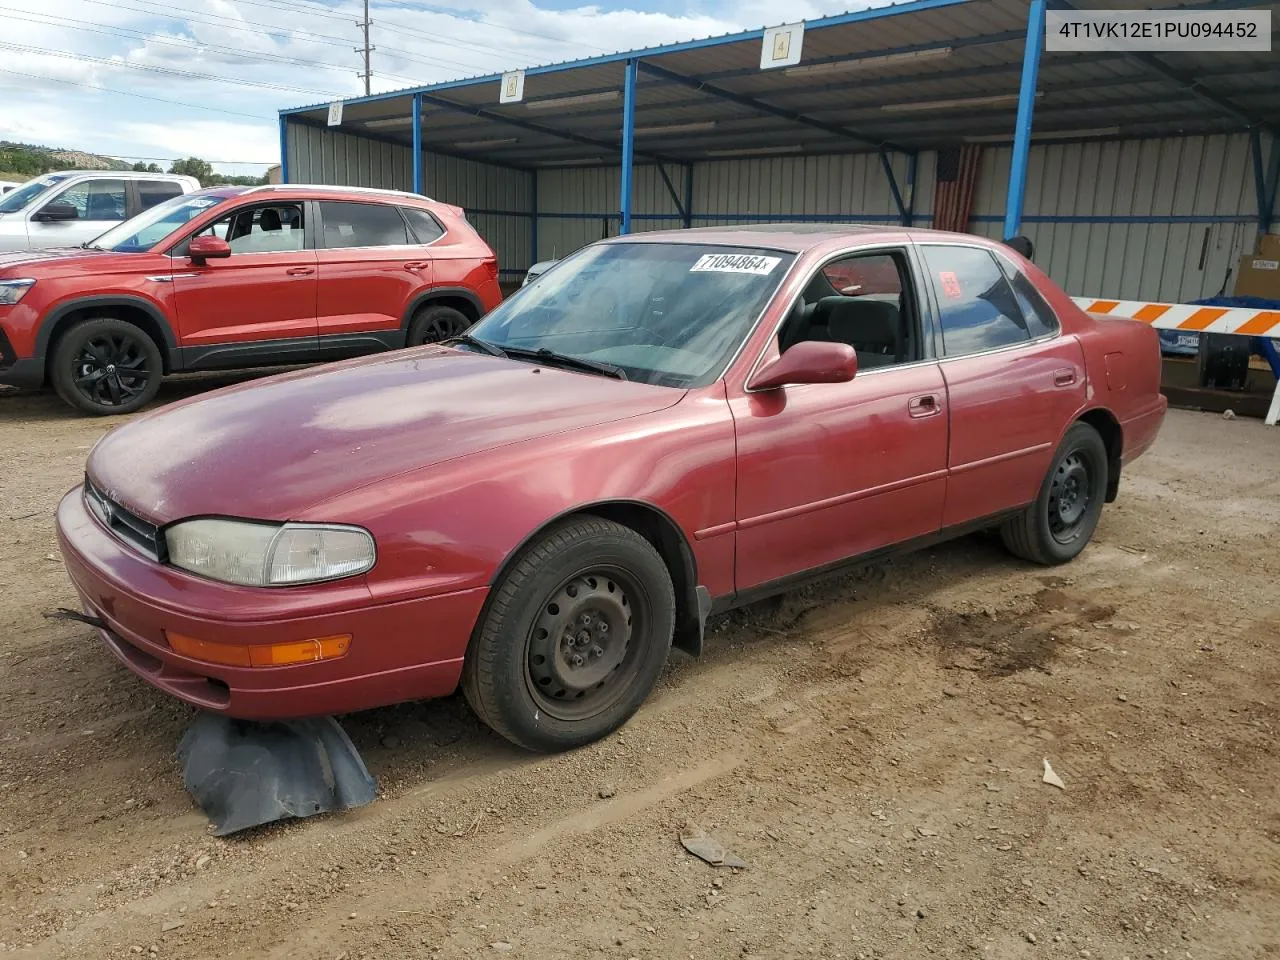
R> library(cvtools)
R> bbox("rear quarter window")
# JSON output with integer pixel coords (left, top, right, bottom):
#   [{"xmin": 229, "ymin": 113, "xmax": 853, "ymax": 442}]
[{"xmin": 401, "ymin": 207, "xmax": 444, "ymax": 244}]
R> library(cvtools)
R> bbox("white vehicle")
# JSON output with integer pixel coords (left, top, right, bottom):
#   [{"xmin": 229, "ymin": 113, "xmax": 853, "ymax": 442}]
[
  {"xmin": 0, "ymin": 180, "xmax": 21, "ymax": 195},
  {"xmin": 0, "ymin": 171, "xmax": 201, "ymax": 252}
]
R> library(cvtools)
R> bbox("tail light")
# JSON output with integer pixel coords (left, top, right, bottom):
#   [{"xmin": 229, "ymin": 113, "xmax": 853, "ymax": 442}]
[{"xmin": 483, "ymin": 258, "xmax": 498, "ymax": 282}]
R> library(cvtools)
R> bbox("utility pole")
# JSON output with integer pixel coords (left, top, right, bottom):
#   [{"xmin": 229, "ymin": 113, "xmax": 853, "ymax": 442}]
[{"xmin": 356, "ymin": 0, "xmax": 373, "ymax": 95}]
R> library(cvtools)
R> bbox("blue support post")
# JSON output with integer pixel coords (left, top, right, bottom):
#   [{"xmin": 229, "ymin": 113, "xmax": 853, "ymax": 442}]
[
  {"xmin": 1003, "ymin": 0, "xmax": 1047, "ymax": 240},
  {"xmin": 278, "ymin": 116, "xmax": 289, "ymax": 184},
  {"xmin": 530, "ymin": 170, "xmax": 539, "ymax": 270},
  {"xmin": 411, "ymin": 93, "xmax": 424, "ymax": 195},
  {"xmin": 904, "ymin": 151, "xmax": 918, "ymax": 227},
  {"xmin": 620, "ymin": 58, "xmax": 638, "ymax": 235},
  {"xmin": 683, "ymin": 163, "xmax": 694, "ymax": 230}
]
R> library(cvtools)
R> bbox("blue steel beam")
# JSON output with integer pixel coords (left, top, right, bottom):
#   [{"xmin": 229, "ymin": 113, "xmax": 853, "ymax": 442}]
[
  {"xmin": 656, "ymin": 163, "xmax": 688, "ymax": 224},
  {"xmin": 636, "ymin": 60, "xmax": 899, "ymax": 151},
  {"xmin": 620, "ymin": 59, "xmax": 638, "ymax": 235},
  {"xmin": 877, "ymin": 147, "xmax": 908, "ymax": 224},
  {"xmin": 1252, "ymin": 128, "xmax": 1268, "ymax": 233},
  {"xmin": 1003, "ymin": 0, "xmax": 1047, "ymax": 240},
  {"xmin": 1264, "ymin": 134, "xmax": 1280, "ymax": 235},
  {"xmin": 278, "ymin": 117, "xmax": 289, "ymax": 183},
  {"xmin": 411, "ymin": 93, "xmax": 424, "ymax": 195},
  {"xmin": 683, "ymin": 164, "xmax": 694, "ymax": 230}
]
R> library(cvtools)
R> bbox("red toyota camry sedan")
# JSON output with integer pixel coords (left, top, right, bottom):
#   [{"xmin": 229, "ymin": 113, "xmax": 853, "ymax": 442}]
[{"xmin": 56, "ymin": 225, "xmax": 1167, "ymax": 752}]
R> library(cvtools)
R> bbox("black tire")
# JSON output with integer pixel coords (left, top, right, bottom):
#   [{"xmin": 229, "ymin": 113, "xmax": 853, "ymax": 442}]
[
  {"xmin": 407, "ymin": 304, "xmax": 471, "ymax": 346},
  {"xmin": 1000, "ymin": 422, "xmax": 1109, "ymax": 565},
  {"xmin": 49, "ymin": 317, "xmax": 163, "ymax": 416},
  {"xmin": 462, "ymin": 516, "xmax": 675, "ymax": 753}
]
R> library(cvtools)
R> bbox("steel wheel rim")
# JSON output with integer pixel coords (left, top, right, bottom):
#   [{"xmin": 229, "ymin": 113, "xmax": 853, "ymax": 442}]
[
  {"xmin": 1047, "ymin": 451, "xmax": 1092, "ymax": 544},
  {"xmin": 524, "ymin": 566, "xmax": 647, "ymax": 722},
  {"xmin": 71, "ymin": 333, "xmax": 152, "ymax": 407},
  {"xmin": 422, "ymin": 314, "xmax": 468, "ymax": 343}
]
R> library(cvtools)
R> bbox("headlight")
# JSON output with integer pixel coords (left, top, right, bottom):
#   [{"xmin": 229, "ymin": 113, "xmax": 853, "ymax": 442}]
[
  {"xmin": 0, "ymin": 279, "xmax": 35, "ymax": 305},
  {"xmin": 164, "ymin": 519, "xmax": 375, "ymax": 587}
]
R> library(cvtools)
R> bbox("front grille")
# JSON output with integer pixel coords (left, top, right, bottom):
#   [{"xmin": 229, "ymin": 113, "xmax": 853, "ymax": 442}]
[{"xmin": 84, "ymin": 477, "xmax": 164, "ymax": 561}]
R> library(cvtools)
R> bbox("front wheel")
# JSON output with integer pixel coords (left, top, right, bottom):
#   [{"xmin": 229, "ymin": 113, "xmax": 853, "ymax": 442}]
[
  {"xmin": 1000, "ymin": 421, "xmax": 1109, "ymax": 565},
  {"xmin": 407, "ymin": 304, "xmax": 470, "ymax": 346},
  {"xmin": 49, "ymin": 317, "xmax": 163, "ymax": 416},
  {"xmin": 462, "ymin": 517, "xmax": 675, "ymax": 752}
]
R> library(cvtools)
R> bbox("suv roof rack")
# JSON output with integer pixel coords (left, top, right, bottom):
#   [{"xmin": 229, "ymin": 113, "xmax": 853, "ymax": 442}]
[{"xmin": 249, "ymin": 184, "xmax": 434, "ymax": 201}]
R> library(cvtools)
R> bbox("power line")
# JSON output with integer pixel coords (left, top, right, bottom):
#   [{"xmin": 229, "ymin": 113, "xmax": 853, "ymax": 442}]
[
  {"xmin": 71, "ymin": 0, "xmax": 498, "ymax": 73},
  {"xmin": 0, "ymin": 67, "xmax": 273, "ymax": 118},
  {"xmin": 107, "ymin": 154, "xmax": 277, "ymax": 164},
  {"xmin": 0, "ymin": 41, "xmax": 343, "ymax": 96},
  {"xmin": 0, "ymin": 7, "xmax": 427, "ymax": 88}
]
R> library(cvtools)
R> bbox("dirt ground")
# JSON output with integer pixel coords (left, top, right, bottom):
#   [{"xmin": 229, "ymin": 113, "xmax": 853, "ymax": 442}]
[{"xmin": 1, "ymin": 381, "xmax": 1277, "ymax": 960}]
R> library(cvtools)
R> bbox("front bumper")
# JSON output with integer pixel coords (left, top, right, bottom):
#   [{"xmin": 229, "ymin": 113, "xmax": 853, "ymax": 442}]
[{"xmin": 56, "ymin": 486, "xmax": 488, "ymax": 720}]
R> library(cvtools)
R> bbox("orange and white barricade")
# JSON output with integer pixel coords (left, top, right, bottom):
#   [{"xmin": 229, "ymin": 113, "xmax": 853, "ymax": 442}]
[{"xmin": 1072, "ymin": 297, "xmax": 1280, "ymax": 426}]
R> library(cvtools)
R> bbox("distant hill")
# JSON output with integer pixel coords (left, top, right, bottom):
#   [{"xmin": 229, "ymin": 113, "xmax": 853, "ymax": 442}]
[{"xmin": 0, "ymin": 141, "xmax": 133, "ymax": 178}]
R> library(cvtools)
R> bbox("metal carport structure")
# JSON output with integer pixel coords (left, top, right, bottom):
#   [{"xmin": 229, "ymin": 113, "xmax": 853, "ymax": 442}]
[{"xmin": 279, "ymin": 0, "xmax": 1280, "ymax": 296}]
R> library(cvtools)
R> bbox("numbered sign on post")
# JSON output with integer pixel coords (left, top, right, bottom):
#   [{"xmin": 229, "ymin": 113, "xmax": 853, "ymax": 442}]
[
  {"xmin": 500, "ymin": 70, "xmax": 526, "ymax": 105},
  {"xmin": 327, "ymin": 101, "xmax": 344, "ymax": 126},
  {"xmin": 760, "ymin": 22, "xmax": 804, "ymax": 70}
]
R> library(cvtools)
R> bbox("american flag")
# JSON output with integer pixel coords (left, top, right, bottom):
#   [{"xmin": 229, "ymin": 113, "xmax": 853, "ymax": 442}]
[{"xmin": 932, "ymin": 144, "xmax": 983, "ymax": 234}]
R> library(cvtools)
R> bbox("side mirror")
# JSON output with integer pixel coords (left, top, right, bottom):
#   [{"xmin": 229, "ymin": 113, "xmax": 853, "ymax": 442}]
[
  {"xmin": 747, "ymin": 340, "xmax": 858, "ymax": 391},
  {"xmin": 33, "ymin": 201, "xmax": 79, "ymax": 222},
  {"xmin": 189, "ymin": 235, "xmax": 231, "ymax": 264}
]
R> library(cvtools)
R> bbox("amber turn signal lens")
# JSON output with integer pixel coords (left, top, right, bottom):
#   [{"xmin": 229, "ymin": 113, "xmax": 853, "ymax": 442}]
[{"xmin": 166, "ymin": 632, "xmax": 351, "ymax": 668}]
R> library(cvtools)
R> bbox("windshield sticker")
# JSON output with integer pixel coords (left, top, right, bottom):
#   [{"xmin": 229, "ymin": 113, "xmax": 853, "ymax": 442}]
[
  {"xmin": 187, "ymin": 198, "xmax": 218, "ymax": 208},
  {"xmin": 939, "ymin": 270, "xmax": 963, "ymax": 299},
  {"xmin": 690, "ymin": 253, "xmax": 782, "ymax": 276}
]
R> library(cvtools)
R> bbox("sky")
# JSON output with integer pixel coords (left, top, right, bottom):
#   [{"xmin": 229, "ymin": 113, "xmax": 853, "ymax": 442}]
[{"xmin": 0, "ymin": 0, "xmax": 875, "ymax": 177}]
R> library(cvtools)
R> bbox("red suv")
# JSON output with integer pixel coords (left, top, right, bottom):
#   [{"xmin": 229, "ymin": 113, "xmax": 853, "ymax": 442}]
[{"xmin": 0, "ymin": 185, "xmax": 502, "ymax": 415}]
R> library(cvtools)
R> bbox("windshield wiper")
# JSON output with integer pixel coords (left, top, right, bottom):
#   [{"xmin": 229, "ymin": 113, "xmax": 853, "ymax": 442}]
[
  {"xmin": 79, "ymin": 242, "xmax": 103, "ymax": 250},
  {"xmin": 443, "ymin": 333, "xmax": 507, "ymax": 358},
  {"xmin": 503, "ymin": 346, "xmax": 628, "ymax": 380}
]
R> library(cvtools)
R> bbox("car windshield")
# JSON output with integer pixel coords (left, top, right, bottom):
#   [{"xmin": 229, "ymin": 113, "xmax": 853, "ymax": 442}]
[
  {"xmin": 90, "ymin": 194, "xmax": 226, "ymax": 252},
  {"xmin": 468, "ymin": 242, "xmax": 794, "ymax": 388},
  {"xmin": 0, "ymin": 175, "xmax": 67, "ymax": 214}
]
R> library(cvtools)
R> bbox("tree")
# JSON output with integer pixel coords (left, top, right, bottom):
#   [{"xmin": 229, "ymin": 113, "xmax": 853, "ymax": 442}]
[{"xmin": 168, "ymin": 157, "xmax": 213, "ymax": 184}]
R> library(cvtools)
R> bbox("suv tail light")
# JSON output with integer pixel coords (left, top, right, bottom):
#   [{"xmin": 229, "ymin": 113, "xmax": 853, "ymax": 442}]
[{"xmin": 483, "ymin": 258, "xmax": 498, "ymax": 282}]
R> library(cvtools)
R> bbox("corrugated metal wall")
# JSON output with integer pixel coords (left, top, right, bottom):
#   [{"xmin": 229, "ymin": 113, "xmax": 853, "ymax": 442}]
[
  {"xmin": 966, "ymin": 133, "xmax": 1269, "ymax": 304},
  {"xmin": 285, "ymin": 124, "xmax": 532, "ymax": 277},
  {"xmin": 291, "ymin": 123, "xmax": 1274, "ymax": 303}
]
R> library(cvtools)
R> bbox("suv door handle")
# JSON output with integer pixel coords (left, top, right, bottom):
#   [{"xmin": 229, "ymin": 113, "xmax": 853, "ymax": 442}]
[
  {"xmin": 908, "ymin": 394, "xmax": 942, "ymax": 418},
  {"xmin": 286, "ymin": 267, "xmax": 315, "ymax": 277},
  {"xmin": 1053, "ymin": 368, "xmax": 1077, "ymax": 387},
  {"xmin": 403, "ymin": 261, "xmax": 429, "ymax": 272}
]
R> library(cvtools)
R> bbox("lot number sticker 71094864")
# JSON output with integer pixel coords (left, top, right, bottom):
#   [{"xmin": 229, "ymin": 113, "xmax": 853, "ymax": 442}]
[{"xmin": 690, "ymin": 253, "xmax": 782, "ymax": 275}]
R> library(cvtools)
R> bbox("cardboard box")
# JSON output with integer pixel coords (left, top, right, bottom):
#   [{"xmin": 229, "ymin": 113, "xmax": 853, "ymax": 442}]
[
  {"xmin": 1232, "ymin": 254, "xmax": 1280, "ymax": 299},
  {"xmin": 1258, "ymin": 233, "xmax": 1280, "ymax": 260}
]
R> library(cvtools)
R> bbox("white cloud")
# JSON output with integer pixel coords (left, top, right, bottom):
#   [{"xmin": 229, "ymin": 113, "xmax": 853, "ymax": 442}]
[{"xmin": 0, "ymin": 0, "xmax": 878, "ymax": 175}]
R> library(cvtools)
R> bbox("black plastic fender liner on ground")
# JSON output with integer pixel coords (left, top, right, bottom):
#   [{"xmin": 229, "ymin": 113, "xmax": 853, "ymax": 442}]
[{"xmin": 178, "ymin": 713, "xmax": 377, "ymax": 836}]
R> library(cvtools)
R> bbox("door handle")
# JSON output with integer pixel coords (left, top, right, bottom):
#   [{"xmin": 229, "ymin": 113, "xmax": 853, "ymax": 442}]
[
  {"xmin": 403, "ymin": 261, "xmax": 429, "ymax": 272},
  {"xmin": 1053, "ymin": 368, "xmax": 1077, "ymax": 387},
  {"xmin": 908, "ymin": 394, "xmax": 942, "ymax": 418},
  {"xmin": 286, "ymin": 267, "xmax": 315, "ymax": 277}
]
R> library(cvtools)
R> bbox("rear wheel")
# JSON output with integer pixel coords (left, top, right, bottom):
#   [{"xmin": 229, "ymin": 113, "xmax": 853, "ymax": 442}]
[
  {"xmin": 462, "ymin": 517, "xmax": 675, "ymax": 753},
  {"xmin": 1000, "ymin": 422, "xmax": 1108, "ymax": 565},
  {"xmin": 50, "ymin": 317, "xmax": 162, "ymax": 416},
  {"xmin": 407, "ymin": 304, "xmax": 470, "ymax": 346}
]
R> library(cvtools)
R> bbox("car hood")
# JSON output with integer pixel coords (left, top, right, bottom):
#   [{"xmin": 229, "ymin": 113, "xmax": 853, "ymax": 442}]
[
  {"xmin": 0, "ymin": 246, "xmax": 112, "ymax": 271},
  {"xmin": 87, "ymin": 346, "xmax": 685, "ymax": 524}
]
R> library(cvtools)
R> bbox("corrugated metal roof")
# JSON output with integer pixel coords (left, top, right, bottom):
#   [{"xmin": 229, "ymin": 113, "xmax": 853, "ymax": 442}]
[{"xmin": 283, "ymin": 0, "xmax": 1280, "ymax": 169}]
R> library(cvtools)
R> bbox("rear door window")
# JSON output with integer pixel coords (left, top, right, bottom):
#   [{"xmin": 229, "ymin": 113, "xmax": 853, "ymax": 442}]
[
  {"xmin": 319, "ymin": 201, "xmax": 411, "ymax": 249},
  {"xmin": 137, "ymin": 180, "xmax": 184, "ymax": 211},
  {"xmin": 920, "ymin": 244, "xmax": 1031, "ymax": 357},
  {"xmin": 52, "ymin": 179, "xmax": 127, "ymax": 222},
  {"xmin": 400, "ymin": 207, "xmax": 444, "ymax": 244}
]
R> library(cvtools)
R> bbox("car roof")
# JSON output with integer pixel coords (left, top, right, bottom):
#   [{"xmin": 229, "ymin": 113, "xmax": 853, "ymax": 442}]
[
  {"xmin": 37, "ymin": 170, "xmax": 197, "ymax": 180},
  {"xmin": 607, "ymin": 223, "xmax": 1002, "ymax": 255}
]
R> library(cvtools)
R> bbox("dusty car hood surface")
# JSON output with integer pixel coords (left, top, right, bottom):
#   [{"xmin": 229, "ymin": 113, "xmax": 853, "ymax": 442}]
[{"xmin": 88, "ymin": 346, "xmax": 684, "ymax": 524}]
